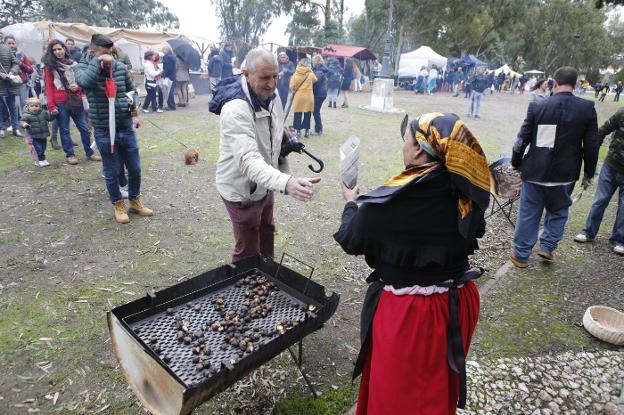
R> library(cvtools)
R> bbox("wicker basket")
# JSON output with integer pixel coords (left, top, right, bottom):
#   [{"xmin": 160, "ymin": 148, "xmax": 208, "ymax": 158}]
[{"xmin": 582, "ymin": 306, "xmax": 624, "ymax": 345}]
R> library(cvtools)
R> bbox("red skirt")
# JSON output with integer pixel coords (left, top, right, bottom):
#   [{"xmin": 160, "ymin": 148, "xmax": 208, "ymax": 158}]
[{"xmin": 356, "ymin": 281, "xmax": 480, "ymax": 415}]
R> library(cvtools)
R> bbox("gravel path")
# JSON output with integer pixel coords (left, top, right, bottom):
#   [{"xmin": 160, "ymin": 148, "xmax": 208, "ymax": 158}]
[{"xmin": 459, "ymin": 351, "xmax": 624, "ymax": 414}]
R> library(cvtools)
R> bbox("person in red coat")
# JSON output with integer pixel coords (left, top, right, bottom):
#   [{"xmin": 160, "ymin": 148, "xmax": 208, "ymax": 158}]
[{"xmin": 43, "ymin": 39, "xmax": 99, "ymax": 165}]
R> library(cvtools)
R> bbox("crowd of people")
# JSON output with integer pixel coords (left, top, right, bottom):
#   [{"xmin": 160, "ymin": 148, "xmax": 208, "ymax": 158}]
[
  {"xmin": 1, "ymin": 21, "xmax": 623, "ymax": 414},
  {"xmin": 272, "ymin": 52, "xmax": 367, "ymax": 137}
]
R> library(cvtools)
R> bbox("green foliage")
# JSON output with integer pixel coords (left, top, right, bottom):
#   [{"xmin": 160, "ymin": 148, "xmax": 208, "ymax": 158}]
[
  {"xmin": 347, "ymin": 0, "xmax": 615, "ymax": 74},
  {"xmin": 215, "ymin": 0, "xmax": 281, "ymax": 45},
  {"xmin": 0, "ymin": 0, "xmax": 40, "ymax": 27},
  {"xmin": 286, "ymin": 4, "xmax": 321, "ymax": 45},
  {"xmin": 274, "ymin": 382, "xmax": 359, "ymax": 415},
  {"xmin": 0, "ymin": 0, "xmax": 179, "ymax": 30}
]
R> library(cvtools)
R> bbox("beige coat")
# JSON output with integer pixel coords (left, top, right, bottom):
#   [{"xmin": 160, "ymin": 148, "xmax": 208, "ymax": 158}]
[
  {"xmin": 289, "ymin": 65, "xmax": 317, "ymax": 113},
  {"xmin": 216, "ymin": 78, "xmax": 291, "ymax": 203}
]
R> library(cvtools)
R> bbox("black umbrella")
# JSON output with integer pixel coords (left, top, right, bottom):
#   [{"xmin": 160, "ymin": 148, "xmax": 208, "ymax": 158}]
[{"xmin": 167, "ymin": 38, "xmax": 201, "ymax": 70}]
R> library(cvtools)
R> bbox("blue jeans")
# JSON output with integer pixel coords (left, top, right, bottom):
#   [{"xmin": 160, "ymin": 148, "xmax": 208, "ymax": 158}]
[
  {"xmin": 93, "ymin": 127, "xmax": 141, "ymax": 203},
  {"xmin": 513, "ymin": 181, "xmax": 574, "ymax": 261},
  {"xmin": 167, "ymin": 79, "xmax": 176, "ymax": 110},
  {"xmin": 1, "ymin": 95, "xmax": 18, "ymax": 132},
  {"xmin": 468, "ymin": 91, "xmax": 483, "ymax": 116},
  {"xmin": 327, "ymin": 88, "xmax": 339, "ymax": 104},
  {"xmin": 57, "ymin": 103, "xmax": 93, "ymax": 158},
  {"xmin": 32, "ymin": 138, "xmax": 47, "ymax": 161},
  {"xmin": 313, "ymin": 95, "xmax": 326, "ymax": 133},
  {"xmin": 582, "ymin": 163, "xmax": 624, "ymax": 245}
]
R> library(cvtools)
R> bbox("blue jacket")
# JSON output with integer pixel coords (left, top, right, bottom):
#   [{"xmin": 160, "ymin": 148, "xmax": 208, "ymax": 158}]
[
  {"xmin": 326, "ymin": 58, "xmax": 342, "ymax": 89},
  {"xmin": 220, "ymin": 49, "xmax": 234, "ymax": 78},
  {"xmin": 511, "ymin": 92, "xmax": 600, "ymax": 182},
  {"xmin": 470, "ymin": 74, "xmax": 489, "ymax": 93},
  {"xmin": 208, "ymin": 54, "xmax": 222, "ymax": 77},
  {"xmin": 162, "ymin": 54, "xmax": 176, "ymax": 80},
  {"xmin": 313, "ymin": 64, "xmax": 328, "ymax": 97},
  {"xmin": 209, "ymin": 75, "xmax": 274, "ymax": 115}
]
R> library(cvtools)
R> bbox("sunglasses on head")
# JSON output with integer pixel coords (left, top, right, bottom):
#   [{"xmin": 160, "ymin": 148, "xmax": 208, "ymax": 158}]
[{"xmin": 400, "ymin": 114, "xmax": 409, "ymax": 142}]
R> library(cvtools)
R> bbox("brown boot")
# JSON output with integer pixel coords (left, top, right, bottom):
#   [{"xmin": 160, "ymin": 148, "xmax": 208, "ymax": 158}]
[
  {"xmin": 88, "ymin": 154, "xmax": 101, "ymax": 161},
  {"xmin": 114, "ymin": 200, "xmax": 130, "ymax": 224},
  {"xmin": 66, "ymin": 155, "xmax": 79, "ymax": 165},
  {"xmin": 129, "ymin": 196, "xmax": 153, "ymax": 216}
]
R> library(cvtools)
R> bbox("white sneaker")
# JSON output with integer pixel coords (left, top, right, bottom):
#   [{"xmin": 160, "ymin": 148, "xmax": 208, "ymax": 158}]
[
  {"xmin": 38, "ymin": 160, "xmax": 50, "ymax": 167},
  {"xmin": 156, "ymin": 108, "xmax": 163, "ymax": 113},
  {"xmin": 7, "ymin": 126, "xmax": 12, "ymax": 132},
  {"xmin": 613, "ymin": 244, "xmax": 624, "ymax": 255},
  {"xmin": 142, "ymin": 109, "xmax": 150, "ymax": 113},
  {"xmin": 574, "ymin": 233, "xmax": 594, "ymax": 243},
  {"xmin": 119, "ymin": 186, "xmax": 129, "ymax": 199},
  {"xmin": 0, "ymin": 129, "xmax": 4, "ymax": 138}
]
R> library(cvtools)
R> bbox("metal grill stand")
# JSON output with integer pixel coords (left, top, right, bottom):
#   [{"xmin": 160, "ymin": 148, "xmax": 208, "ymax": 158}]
[
  {"xmin": 277, "ymin": 253, "xmax": 320, "ymax": 398},
  {"xmin": 108, "ymin": 255, "xmax": 338, "ymax": 415}
]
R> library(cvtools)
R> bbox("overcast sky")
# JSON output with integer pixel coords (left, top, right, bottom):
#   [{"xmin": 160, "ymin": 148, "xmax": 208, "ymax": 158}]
[{"xmin": 159, "ymin": 0, "xmax": 365, "ymax": 45}]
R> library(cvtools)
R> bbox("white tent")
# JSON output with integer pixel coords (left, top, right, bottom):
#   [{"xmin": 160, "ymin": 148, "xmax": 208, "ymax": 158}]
[
  {"xmin": 0, "ymin": 22, "xmax": 187, "ymax": 70},
  {"xmin": 398, "ymin": 46, "xmax": 447, "ymax": 79},
  {"xmin": 494, "ymin": 64, "xmax": 522, "ymax": 78}
]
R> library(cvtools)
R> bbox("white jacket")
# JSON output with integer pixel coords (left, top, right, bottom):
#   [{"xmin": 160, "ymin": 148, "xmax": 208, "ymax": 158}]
[
  {"xmin": 216, "ymin": 79, "xmax": 291, "ymax": 202},
  {"xmin": 143, "ymin": 60, "xmax": 162, "ymax": 81}
]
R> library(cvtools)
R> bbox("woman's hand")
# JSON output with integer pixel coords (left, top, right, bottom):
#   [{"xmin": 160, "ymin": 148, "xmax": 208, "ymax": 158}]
[
  {"xmin": 340, "ymin": 181, "xmax": 359, "ymax": 202},
  {"xmin": 50, "ymin": 109, "xmax": 59, "ymax": 115},
  {"xmin": 69, "ymin": 84, "xmax": 79, "ymax": 92}
]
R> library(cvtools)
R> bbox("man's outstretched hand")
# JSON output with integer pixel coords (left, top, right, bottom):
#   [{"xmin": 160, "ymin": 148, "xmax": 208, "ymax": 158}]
[{"xmin": 286, "ymin": 177, "xmax": 321, "ymax": 201}]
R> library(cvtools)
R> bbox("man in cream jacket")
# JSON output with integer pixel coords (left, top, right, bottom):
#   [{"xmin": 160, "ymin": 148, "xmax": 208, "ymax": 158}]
[{"xmin": 209, "ymin": 47, "xmax": 320, "ymax": 261}]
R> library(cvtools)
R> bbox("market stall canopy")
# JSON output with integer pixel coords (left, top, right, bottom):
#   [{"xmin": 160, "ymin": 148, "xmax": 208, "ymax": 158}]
[
  {"xmin": 1, "ymin": 22, "xmax": 189, "ymax": 69},
  {"xmin": 463, "ymin": 54, "xmax": 489, "ymax": 68},
  {"xmin": 321, "ymin": 44, "xmax": 377, "ymax": 60},
  {"xmin": 398, "ymin": 46, "xmax": 448, "ymax": 79},
  {"xmin": 494, "ymin": 64, "xmax": 522, "ymax": 78}
]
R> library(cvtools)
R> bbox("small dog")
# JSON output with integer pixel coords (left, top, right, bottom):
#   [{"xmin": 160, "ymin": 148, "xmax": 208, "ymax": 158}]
[{"xmin": 184, "ymin": 148, "xmax": 200, "ymax": 165}]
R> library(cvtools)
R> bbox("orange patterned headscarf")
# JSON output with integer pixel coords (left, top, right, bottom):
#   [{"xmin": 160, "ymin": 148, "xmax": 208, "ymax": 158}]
[
  {"xmin": 409, "ymin": 112, "xmax": 490, "ymax": 218},
  {"xmin": 360, "ymin": 113, "xmax": 490, "ymax": 238}
]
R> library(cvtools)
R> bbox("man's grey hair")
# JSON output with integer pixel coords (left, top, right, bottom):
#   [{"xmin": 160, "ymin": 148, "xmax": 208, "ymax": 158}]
[{"xmin": 244, "ymin": 48, "xmax": 277, "ymax": 73}]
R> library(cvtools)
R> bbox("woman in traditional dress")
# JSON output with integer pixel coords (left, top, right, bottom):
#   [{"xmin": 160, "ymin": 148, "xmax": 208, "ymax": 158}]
[{"xmin": 335, "ymin": 112, "xmax": 490, "ymax": 415}]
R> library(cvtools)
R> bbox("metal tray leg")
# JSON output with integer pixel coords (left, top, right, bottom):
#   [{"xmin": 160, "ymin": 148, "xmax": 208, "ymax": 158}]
[{"xmin": 287, "ymin": 340, "xmax": 320, "ymax": 398}]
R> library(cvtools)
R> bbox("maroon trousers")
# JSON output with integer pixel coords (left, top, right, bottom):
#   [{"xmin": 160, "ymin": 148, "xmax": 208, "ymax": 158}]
[{"xmin": 222, "ymin": 192, "xmax": 275, "ymax": 262}]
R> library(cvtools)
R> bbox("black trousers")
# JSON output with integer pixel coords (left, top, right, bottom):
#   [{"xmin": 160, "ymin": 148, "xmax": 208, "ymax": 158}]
[
  {"xmin": 313, "ymin": 95, "xmax": 326, "ymax": 133},
  {"xmin": 293, "ymin": 112, "xmax": 311, "ymax": 130}
]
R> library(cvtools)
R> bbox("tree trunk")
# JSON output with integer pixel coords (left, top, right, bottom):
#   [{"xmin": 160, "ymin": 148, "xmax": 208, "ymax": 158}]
[
  {"xmin": 325, "ymin": 0, "xmax": 331, "ymax": 28},
  {"xmin": 394, "ymin": 26, "xmax": 403, "ymax": 75}
]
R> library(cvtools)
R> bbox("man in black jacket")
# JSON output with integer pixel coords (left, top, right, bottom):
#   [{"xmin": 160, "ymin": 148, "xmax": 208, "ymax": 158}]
[{"xmin": 509, "ymin": 66, "xmax": 600, "ymax": 268}]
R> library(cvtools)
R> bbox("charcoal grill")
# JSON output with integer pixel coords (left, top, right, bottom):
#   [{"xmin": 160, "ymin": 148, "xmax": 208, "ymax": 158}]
[
  {"xmin": 486, "ymin": 157, "xmax": 521, "ymax": 227},
  {"xmin": 107, "ymin": 254, "xmax": 339, "ymax": 415}
]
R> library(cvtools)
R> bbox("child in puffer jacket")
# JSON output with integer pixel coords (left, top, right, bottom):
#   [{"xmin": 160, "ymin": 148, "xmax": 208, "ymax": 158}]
[{"xmin": 21, "ymin": 97, "xmax": 52, "ymax": 167}]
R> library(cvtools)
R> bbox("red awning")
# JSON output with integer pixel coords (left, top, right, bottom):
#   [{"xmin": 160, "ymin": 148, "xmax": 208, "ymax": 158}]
[{"xmin": 321, "ymin": 44, "xmax": 377, "ymax": 60}]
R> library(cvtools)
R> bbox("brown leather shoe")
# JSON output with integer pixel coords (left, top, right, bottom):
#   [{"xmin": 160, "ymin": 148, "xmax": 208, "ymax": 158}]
[
  {"xmin": 537, "ymin": 250, "xmax": 554, "ymax": 262},
  {"xmin": 114, "ymin": 200, "xmax": 130, "ymax": 224},
  {"xmin": 88, "ymin": 154, "xmax": 101, "ymax": 161},
  {"xmin": 508, "ymin": 252, "xmax": 528, "ymax": 268},
  {"xmin": 129, "ymin": 196, "xmax": 153, "ymax": 217},
  {"xmin": 66, "ymin": 155, "xmax": 79, "ymax": 165}
]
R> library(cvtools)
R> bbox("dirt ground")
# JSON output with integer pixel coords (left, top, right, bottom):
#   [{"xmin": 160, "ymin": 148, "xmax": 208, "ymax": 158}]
[{"xmin": 0, "ymin": 89, "xmax": 622, "ymax": 414}]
